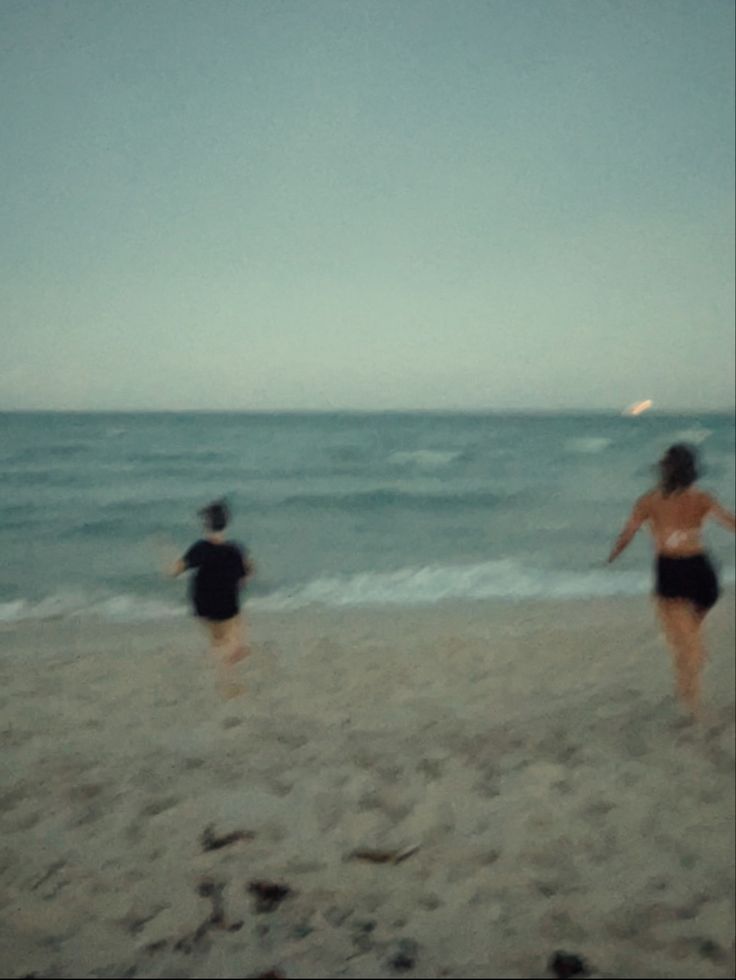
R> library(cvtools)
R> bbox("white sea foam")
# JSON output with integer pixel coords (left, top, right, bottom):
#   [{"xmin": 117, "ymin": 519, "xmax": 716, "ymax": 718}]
[
  {"xmin": 0, "ymin": 592, "xmax": 88, "ymax": 623},
  {"xmin": 89, "ymin": 595, "xmax": 186, "ymax": 622},
  {"xmin": 0, "ymin": 600, "xmax": 27, "ymax": 623},
  {"xmin": 2, "ymin": 561, "xmax": 733, "ymax": 623},
  {"xmin": 565, "ymin": 437, "xmax": 613, "ymax": 455},
  {"xmin": 252, "ymin": 560, "xmax": 655, "ymax": 610},
  {"xmin": 0, "ymin": 593, "xmax": 186, "ymax": 625},
  {"xmin": 672, "ymin": 427, "xmax": 713, "ymax": 445},
  {"xmin": 388, "ymin": 449, "xmax": 463, "ymax": 468}
]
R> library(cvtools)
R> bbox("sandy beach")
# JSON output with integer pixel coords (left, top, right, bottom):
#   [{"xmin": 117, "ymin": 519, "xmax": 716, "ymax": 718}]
[{"xmin": 1, "ymin": 595, "xmax": 734, "ymax": 979}]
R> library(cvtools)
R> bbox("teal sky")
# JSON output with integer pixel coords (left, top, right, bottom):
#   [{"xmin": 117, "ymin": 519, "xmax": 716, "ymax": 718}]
[{"xmin": 1, "ymin": 0, "xmax": 734, "ymax": 412}]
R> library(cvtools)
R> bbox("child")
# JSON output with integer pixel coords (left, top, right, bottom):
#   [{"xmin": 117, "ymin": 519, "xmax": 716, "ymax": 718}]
[{"xmin": 170, "ymin": 500, "xmax": 254, "ymax": 699}]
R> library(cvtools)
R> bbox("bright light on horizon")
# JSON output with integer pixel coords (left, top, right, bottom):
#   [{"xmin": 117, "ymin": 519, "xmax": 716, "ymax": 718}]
[{"xmin": 624, "ymin": 399, "xmax": 654, "ymax": 416}]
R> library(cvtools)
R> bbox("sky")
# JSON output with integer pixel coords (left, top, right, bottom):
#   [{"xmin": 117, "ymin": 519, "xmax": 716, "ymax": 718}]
[{"xmin": 1, "ymin": 0, "xmax": 734, "ymax": 412}]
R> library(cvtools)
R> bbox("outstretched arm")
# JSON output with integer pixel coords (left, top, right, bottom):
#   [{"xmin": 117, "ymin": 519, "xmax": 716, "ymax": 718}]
[
  {"xmin": 168, "ymin": 558, "xmax": 187, "ymax": 578},
  {"xmin": 239, "ymin": 555, "xmax": 255, "ymax": 588},
  {"xmin": 608, "ymin": 498, "xmax": 648, "ymax": 563},
  {"xmin": 168, "ymin": 541, "xmax": 201, "ymax": 579},
  {"xmin": 707, "ymin": 495, "xmax": 736, "ymax": 532}
]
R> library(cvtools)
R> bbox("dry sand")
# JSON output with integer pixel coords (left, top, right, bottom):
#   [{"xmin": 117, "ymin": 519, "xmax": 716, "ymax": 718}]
[{"xmin": 0, "ymin": 595, "xmax": 734, "ymax": 979}]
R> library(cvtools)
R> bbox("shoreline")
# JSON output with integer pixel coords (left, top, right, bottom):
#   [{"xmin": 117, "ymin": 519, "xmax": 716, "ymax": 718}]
[{"xmin": 2, "ymin": 580, "xmax": 733, "ymax": 630}]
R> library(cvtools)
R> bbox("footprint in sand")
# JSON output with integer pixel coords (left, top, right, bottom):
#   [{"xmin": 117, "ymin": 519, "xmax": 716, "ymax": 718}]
[
  {"xmin": 0, "ymin": 784, "xmax": 28, "ymax": 814},
  {"xmin": 72, "ymin": 805, "xmax": 106, "ymax": 828},
  {"xmin": 140, "ymin": 796, "xmax": 181, "ymax": 818},
  {"xmin": 579, "ymin": 799, "xmax": 616, "ymax": 821},
  {"xmin": 646, "ymin": 875, "xmax": 671, "ymax": 894},
  {"xmin": 68, "ymin": 782, "xmax": 105, "ymax": 803},
  {"xmin": 481, "ymin": 849, "xmax": 501, "ymax": 866},
  {"xmin": 474, "ymin": 776, "xmax": 501, "ymax": 799},
  {"xmin": 416, "ymin": 758, "xmax": 445, "ymax": 781}
]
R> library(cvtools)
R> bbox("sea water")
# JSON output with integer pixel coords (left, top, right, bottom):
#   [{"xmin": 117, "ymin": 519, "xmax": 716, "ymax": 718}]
[{"xmin": 0, "ymin": 411, "xmax": 733, "ymax": 622}]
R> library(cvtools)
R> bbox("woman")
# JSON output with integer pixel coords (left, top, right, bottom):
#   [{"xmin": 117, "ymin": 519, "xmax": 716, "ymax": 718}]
[
  {"xmin": 170, "ymin": 500, "xmax": 254, "ymax": 699},
  {"xmin": 608, "ymin": 444, "xmax": 735, "ymax": 718}
]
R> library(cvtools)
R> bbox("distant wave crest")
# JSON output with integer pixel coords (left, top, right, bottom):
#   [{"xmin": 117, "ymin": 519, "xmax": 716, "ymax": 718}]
[
  {"xmin": 672, "ymin": 427, "xmax": 713, "ymax": 446},
  {"xmin": 565, "ymin": 437, "xmax": 613, "ymax": 455},
  {"xmin": 387, "ymin": 449, "xmax": 463, "ymax": 468},
  {"xmin": 280, "ymin": 488, "xmax": 513, "ymax": 512}
]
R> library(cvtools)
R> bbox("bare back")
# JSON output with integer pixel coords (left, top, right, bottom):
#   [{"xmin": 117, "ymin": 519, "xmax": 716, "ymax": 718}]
[{"xmin": 638, "ymin": 488, "xmax": 713, "ymax": 557}]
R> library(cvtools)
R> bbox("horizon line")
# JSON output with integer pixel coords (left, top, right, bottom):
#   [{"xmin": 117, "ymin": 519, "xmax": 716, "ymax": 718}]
[{"xmin": 1, "ymin": 406, "xmax": 734, "ymax": 416}]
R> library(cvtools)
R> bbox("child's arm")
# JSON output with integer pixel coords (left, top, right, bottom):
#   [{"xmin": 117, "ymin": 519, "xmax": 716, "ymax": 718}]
[
  {"xmin": 168, "ymin": 541, "xmax": 203, "ymax": 578},
  {"xmin": 239, "ymin": 553, "xmax": 255, "ymax": 587},
  {"xmin": 245, "ymin": 557, "xmax": 255, "ymax": 579}
]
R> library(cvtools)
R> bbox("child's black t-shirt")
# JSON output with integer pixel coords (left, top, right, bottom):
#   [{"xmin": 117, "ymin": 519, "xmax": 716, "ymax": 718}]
[{"xmin": 184, "ymin": 539, "xmax": 248, "ymax": 621}]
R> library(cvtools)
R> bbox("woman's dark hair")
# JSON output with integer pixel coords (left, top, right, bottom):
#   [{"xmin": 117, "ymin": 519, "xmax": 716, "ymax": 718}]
[
  {"xmin": 199, "ymin": 499, "xmax": 230, "ymax": 532},
  {"xmin": 659, "ymin": 444, "xmax": 699, "ymax": 496}
]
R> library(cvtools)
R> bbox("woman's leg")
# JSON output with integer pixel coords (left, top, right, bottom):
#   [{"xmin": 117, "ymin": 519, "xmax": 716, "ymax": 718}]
[{"xmin": 656, "ymin": 598, "xmax": 707, "ymax": 717}]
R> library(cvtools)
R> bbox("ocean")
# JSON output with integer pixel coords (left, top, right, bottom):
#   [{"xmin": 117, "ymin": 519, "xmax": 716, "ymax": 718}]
[{"xmin": 0, "ymin": 411, "xmax": 734, "ymax": 623}]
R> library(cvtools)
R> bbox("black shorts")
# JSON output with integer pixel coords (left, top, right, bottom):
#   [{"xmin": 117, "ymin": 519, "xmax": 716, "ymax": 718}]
[
  {"xmin": 193, "ymin": 596, "xmax": 240, "ymax": 622},
  {"xmin": 655, "ymin": 554, "xmax": 720, "ymax": 612}
]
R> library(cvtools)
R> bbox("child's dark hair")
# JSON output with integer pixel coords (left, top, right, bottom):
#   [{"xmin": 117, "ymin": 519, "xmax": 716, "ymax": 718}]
[
  {"xmin": 659, "ymin": 444, "xmax": 699, "ymax": 497},
  {"xmin": 199, "ymin": 499, "xmax": 230, "ymax": 532}
]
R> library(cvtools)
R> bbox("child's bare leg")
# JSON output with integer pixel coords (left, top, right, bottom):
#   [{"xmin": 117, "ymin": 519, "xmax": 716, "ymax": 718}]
[
  {"xmin": 225, "ymin": 614, "xmax": 249, "ymax": 665},
  {"xmin": 206, "ymin": 619, "xmax": 246, "ymax": 699},
  {"xmin": 657, "ymin": 599, "xmax": 706, "ymax": 718}
]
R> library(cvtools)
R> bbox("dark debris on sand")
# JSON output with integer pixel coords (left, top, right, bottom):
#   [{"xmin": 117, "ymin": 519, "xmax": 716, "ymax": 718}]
[
  {"xmin": 171, "ymin": 877, "xmax": 239, "ymax": 954},
  {"xmin": 200, "ymin": 823, "xmax": 255, "ymax": 852},
  {"xmin": 388, "ymin": 937, "xmax": 420, "ymax": 972},
  {"xmin": 548, "ymin": 950, "xmax": 591, "ymax": 979},
  {"xmin": 248, "ymin": 880, "xmax": 293, "ymax": 914}
]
